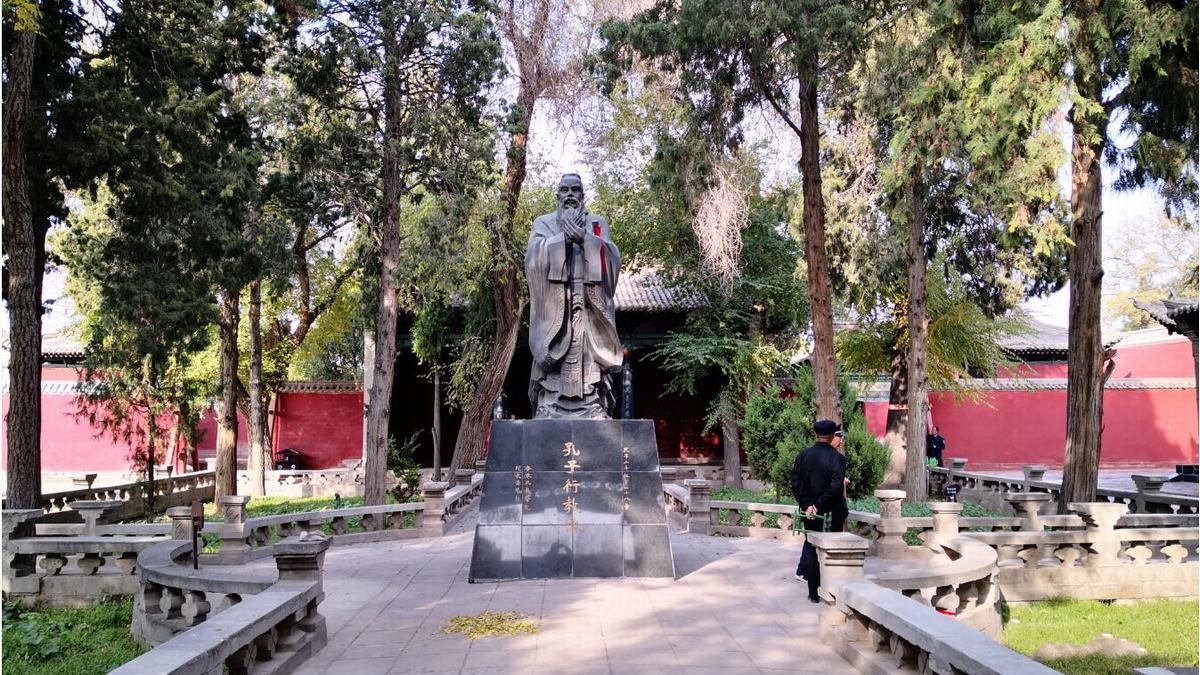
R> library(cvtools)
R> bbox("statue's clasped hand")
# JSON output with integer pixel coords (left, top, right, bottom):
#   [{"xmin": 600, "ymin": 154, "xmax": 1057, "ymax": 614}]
[{"xmin": 561, "ymin": 216, "xmax": 586, "ymax": 245}]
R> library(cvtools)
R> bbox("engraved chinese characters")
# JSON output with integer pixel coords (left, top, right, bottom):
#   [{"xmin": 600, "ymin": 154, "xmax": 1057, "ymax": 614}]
[
  {"xmin": 562, "ymin": 442, "xmax": 582, "ymax": 531},
  {"xmin": 470, "ymin": 419, "xmax": 675, "ymax": 581}
]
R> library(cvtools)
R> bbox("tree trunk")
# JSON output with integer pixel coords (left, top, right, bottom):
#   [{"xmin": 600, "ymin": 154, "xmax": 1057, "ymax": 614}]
[
  {"xmin": 247, "ymin": 279, "xmax": 266, "ymax": 496},
  {"xmin": 720, "ymin": 393, "xmax": 743, "ymax": 488},
  {"xmin": 362, "ymin": 327, "xmax": 375, "ymax": 464},
  {"xmin": 365, "ymin": 26, "xmax": 404, "ymax": 504},
  {"xmin": 448, "ymin": 83, "xmax": 536, "ymax": 474},
  {"xmin": 882, "ymin": 348, "xmax": 909, "ymax": 488},
  {"xmin": 904, "ymin": 183, "xmax": 930, "ymax": 503},
  {"xmin": 797, "ymin": 56, "xmax": 840, "ymax": 424},
  {"xmin": 215, "ymin": 289, "xmax": 240, "ymax": 499},
  {"xmin": 432, "ymin": 368, "xmax": 442, "ymax": 481},
  {"xmin": 145, "ymin": 398, "xmax": 157, "ymax": 520},
  {"xmin": 1059, "ymin": 88, "xmax": 1106, "ymax": 513},
  {"xmin": 3, "ymin": 30, "xmax": 41, "ymax": 509}
]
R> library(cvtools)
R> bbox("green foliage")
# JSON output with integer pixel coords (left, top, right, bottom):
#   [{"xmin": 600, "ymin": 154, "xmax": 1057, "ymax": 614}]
[
  {"xmin": 836, "ymin": 266, "xmax": 1032, "ymax": 396},
  {"xmin": 2, "ymin": 599, "xmax": 145, "ymax": 674},
  {"xmin": 842, "ymin": 416, "xmax": 889, "ymax": 499},
  {"xmin": 387, "ymin": 433, "xmax": 423, "ymax": 504},
  {"xmin": 742, "ymin": 365, "xmax": 886, "ymax": 499},
  {"xmin": 740, "ymin": 385, "xmax": 795, "ymax": 485},
  {"xmin": 1003, "ymin": 598, "xmax": 1198, "ymax": 674}
]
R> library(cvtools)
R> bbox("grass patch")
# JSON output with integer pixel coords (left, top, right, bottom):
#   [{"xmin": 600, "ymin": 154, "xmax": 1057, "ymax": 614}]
[
  {"xmin": 1003, "ymin": 598, "xmax": 1199, "ymax": 675},
  {"xmin": 441, "ymin": 611, "xmax": 539, "ymax": 640},
  {"xmin": 2, "ymin": 599, "xmax": 145, "ymax": 674}
]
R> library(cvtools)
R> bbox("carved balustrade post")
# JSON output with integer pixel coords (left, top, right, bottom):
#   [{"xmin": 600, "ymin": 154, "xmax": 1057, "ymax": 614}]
[
  {"xmin": 165, "ymin": 506, "xmax": 194, "ymax": 541},
  {"xmin": 71, "ymin": 500, "xmax": 116, "ymax": 535},
  {"xmin": 947, "ymin": 458, "xmax": 967, "ymax": 484},
  {"xmin": 1007, "ymin": 493, "xmax": 1051, "ymax": 531},
  {"xmin": 421, "ymin": 482, "xmax": 449, "ymax": 536},
  {"xmin": 926, "ymin": 502, "xmax": 962, "ymax": 555},
  {"xmin": 475, "ymin": 459, "xmax": 487, "ymax": 474},
  {"xmin": 684, "ymin": 479, "xmax": 711, "ymax": 535},
  {"xmin": 274, "ymin": 534, "xmax": 330, "ymax": 581},
  {"xmin": 454, "ymin": 469, "xmax": 475, "ymax": 487},
  {"xmin": 1021, "ymin": 465, "xmax": 1047, "ymax": 492},
  {"xmin": 660, "ymin": 467, "xmax": 678, "ymax": 485},
  {"xmin": 807, "ymin": 532, "xmax": 870, "ymax": 639},
  {"xmin": 217, "ymin": 495, "xmax": 252, "ymax": 564},
  {"xmin": 1131, "ymin": 474, "xmax": 1169, "ymax": 514},
  {"xmin": 873, "ymin": 490, "xmax": 908, "ymax": 558},
  {"xmin": 1006, "ymin": 492, "xmax": 1054, "ymax": 567},
  {"xmin": 1070, "ymin": 502, "xmax": 1128, "ymax": 567},
  {"xmin": 2, "ymin": 509, "xmax": 43, "ymax": 595}
]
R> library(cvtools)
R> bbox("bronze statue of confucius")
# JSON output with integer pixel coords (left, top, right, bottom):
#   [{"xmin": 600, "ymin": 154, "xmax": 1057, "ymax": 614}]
[{"xmin": 525, "ymin": 173, "xmax": 623, "ymax": 419}]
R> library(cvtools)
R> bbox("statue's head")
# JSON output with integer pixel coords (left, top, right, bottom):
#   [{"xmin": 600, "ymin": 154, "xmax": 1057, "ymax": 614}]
[{"xmin": 556, "ymin": 173, "xmax": 585, "ymax": 214}]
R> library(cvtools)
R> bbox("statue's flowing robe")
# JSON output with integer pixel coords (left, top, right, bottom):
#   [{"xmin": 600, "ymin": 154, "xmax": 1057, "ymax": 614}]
[{"xmin": 525, "ymin": 212, "xmax": 622, "ymax": 417}]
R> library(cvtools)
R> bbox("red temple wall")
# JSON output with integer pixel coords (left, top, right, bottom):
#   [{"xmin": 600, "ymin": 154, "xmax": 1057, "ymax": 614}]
[
  {"xmin": 928, "ymin": 387, "xmax": 1197, "ymax": 469},
  {"xmin": 270, "ymin": 391, "xmax": 363, "ymax": 469},
  {"xmin": 1109, "ymin": 338, "xmax": 1194, "ymax": 378}
]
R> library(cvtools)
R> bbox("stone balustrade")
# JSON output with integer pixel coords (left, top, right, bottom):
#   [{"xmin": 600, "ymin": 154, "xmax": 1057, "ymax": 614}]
[
  {"xmin": 662, "ymin": 482, "xmax": 689, "ymax": 517},
  {"xmin": 929, "ymin": 462, "xmax": 1198, "ymax": 515},
  {"xmin": 964, "ymin": 502, "xmax": 1199, "ymax": 602},
  {"xmin": 3, "ymin": 507, "xmax": 175, "ymax": 607},
  {"xmin": 25, "ymin": 471, "xmax": 217, "ymax": 523},
  {"xmin": 808, "ymin": 531, "xmax": 1054, "ymax": 674},
  {"xmin": 240, "ymin": 468, "xmax": 366, "ymax": 499},
  {"xmin": 709, "ymin": 499, "xmax": 798, "ymax": 539},
  {"xmin": 117, "ymin": 535, "xmax": 329, "ymax": 675},
  {"xmin": 212, "ymin": 472, "xmax": 483, "ymax": 563},
  {"xmin": 442, "ymin": 472, "xmax": 485, "ymax": 531}
]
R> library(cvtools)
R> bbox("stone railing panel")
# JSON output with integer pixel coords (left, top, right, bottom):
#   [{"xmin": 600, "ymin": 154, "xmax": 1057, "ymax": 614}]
[
  {"xmin": 709, "ymin": 499, "xmax": 798, "ymax": 539},
  {"xmin": 832, "ymin": 580, "xmax": 1057, "ymax": 675},
  {"xmin": 119, "ymin": 536, "xmax": 329, "ymax": 675},
  {"xmin": 929, "ymin": 464, "xmax": 1198, "ymax": 515},
  {"xmin": 29, "ymin": 471, "xmax": 217, "ymax": 523}
]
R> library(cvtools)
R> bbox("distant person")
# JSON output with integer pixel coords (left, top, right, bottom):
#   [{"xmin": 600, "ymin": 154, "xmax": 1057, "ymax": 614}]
[
  {"xmin": 926, "ymin": 426, "xmax": 946, "ymax": 468},
  {"xmin": 790, "ymin": 420, "xmax": 848, "ymax": 603}
]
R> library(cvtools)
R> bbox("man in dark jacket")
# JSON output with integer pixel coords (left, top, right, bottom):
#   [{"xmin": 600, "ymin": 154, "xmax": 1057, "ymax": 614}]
[{"xmin": 791, "ymin": 419, "xmax": 848, "ymax": 602}]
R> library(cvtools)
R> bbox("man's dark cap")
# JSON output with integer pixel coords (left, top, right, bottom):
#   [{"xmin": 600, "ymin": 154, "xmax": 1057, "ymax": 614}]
[{"xmin": 813, "ymin": 419, "xmax": 841, "ymax": 436}]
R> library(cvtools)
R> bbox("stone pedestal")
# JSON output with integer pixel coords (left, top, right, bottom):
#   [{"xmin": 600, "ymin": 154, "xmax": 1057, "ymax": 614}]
[
  {"xmin": 1131, "ymin": 474, "xmax": 1170, "ymax": 514},
  {"xmin": 1021, "ymin": 465, "xmax": 1048, "ymax": 490},
  {"xmin": 1007, "ymin": 493, "xmax": 1051, "ymax": 531},
  {"xmin": 926, "ymin": 501, "xmax": 962, "ymax": 553},
  {"xmin": 71, "ymin": 500, "xmax": 115, "ymax": 535},
  {"xmin": 873, "ymin": 489, "xmax": 908, "ymax": 559},
  {"xmin": 684, "ymin": 479, "xmax": 712, "ymax": 535},
  {"xmin": 469, "ymin": 419, "xmax": 674, "ymax": 581}
]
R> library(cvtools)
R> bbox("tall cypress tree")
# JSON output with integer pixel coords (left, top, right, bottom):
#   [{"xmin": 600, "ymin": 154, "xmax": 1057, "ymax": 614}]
[
  {"xmin": 601, "ymin": 0, "xmax": 877, "ymax": 423},
  {"xmin": 69, "ymin": 0, "xmax": 276, "ymax": 498},
  {"xmin": 288, "ymin": 0, "xmax": 500, "ymax": 504},
  {"xmin": 1057, "ymin": 0, "xmax": 1196, "ymax": 511},
  {"xmin": 3, "ymin": 0, "xmax": 85, "ymax": 508}
]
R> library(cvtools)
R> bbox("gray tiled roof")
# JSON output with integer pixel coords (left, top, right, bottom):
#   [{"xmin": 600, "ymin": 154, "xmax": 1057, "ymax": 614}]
[
  {"xmin": 998, "ymin": 319, "xmax": 1069, "ymax": 355},
  {"xmin": 614, "ymin": 267, "xmax": 706, "ymax": 312}
]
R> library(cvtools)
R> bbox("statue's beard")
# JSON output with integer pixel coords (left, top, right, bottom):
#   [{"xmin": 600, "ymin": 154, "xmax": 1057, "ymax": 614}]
[{"xmin": 558, "ymin": 198, "xmax": 584, "ymax": 225}]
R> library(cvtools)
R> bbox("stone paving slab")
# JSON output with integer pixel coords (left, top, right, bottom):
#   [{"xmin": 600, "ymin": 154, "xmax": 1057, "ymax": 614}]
[{"xmin": 294, "ymin": 511, "xmax": 838, "ymax": 675}]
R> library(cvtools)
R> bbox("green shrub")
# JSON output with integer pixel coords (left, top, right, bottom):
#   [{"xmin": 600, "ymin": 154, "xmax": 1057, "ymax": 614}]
[
  {"xmin": 387, "ymin": 432, "xmax": 423, "ymax": 503},
  {"xmin": 769, "ymin": 433, "xmax": 804, "ymax": 500},
  {"xmin": 843, "ymin": 415, "xmax": 889, "ymax": 498},
  {"xmin": 743, "ymin": 365, "xmax": 886, "ymax": 500},
  {"xmin": 741, "ymin": 384, "xmax": 794, "ymax": 484}
]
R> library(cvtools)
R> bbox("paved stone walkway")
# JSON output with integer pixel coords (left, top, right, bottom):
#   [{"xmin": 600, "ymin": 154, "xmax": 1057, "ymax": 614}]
[{"xmin": 295, "ymin": 512, "xmax": 844, "ymax": 675}]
